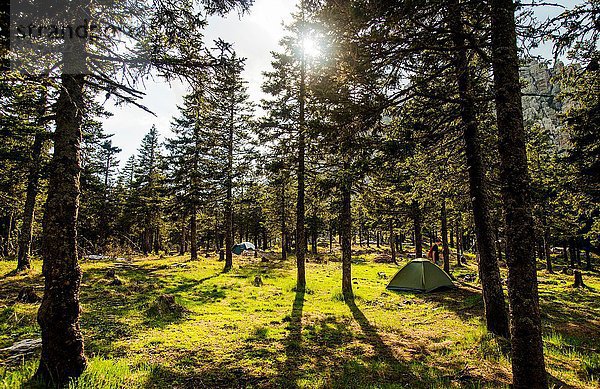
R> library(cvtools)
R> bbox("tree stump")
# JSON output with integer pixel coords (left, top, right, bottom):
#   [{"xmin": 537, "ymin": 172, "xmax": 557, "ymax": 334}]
[
  {"xmin": 573, "ymin": 270, "xmax": 585, "ymax": 288},
  {"xmin": 253, "ymin": 275, "xmax": 263, "ymax": 287},
  {"xmin": 147, "ymin": 294, "xmax": 187, "ymax": 317},
  {"xmin": 16, "ymin": 287, "xmax": 40, "ymax": 303}
]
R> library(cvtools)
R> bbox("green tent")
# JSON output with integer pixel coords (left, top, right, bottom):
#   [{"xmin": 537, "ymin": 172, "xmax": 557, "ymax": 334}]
[{"xmin": 386, "ymin": 258, "xmax": 455, "ymax": 293}]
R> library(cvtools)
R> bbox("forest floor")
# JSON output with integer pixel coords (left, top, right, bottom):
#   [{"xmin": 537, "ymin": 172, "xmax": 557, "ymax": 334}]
[{"xmin": 0, "ymin": 247, "xmax": 599, "ymax": 388}]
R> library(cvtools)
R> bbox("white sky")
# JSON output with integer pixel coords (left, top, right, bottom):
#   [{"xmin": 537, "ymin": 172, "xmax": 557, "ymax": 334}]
[
  {"xmin": 99, "ymin": 0, "xmax": 577, "ymax": 166},
  {"xmin": 101, "ymin": 0, "xmax": 298, "ymax": 163}
]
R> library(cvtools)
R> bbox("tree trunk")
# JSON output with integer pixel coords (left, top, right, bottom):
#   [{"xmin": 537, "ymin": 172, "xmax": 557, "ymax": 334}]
[
  {"xmin": 449, "ymin": 0, "xmax": 510, "ymax": 338},
  {"xmin": 17, "ymin": 133, "xmax": 45, "ymax": 271},
  {"xmin": 340, "ymin": 169, "xmax": 353, "ymax": 299},
  {"xmin": 389, "ymin": 220, "xmax": 397, "ymax": 265},
  {"xmin": 329, "ymin": 227, "xmax": 333, "ymax": 253},
  {"xmin": 441, "ymin": 199, "xmax": 450, "ymax": 274},
  {"xmin": 570, "ymin": 238, "xmax": 577, "ymax": 268},
  {"xmin": 142, "ymin": 227, "xmax": 150, "ymax": 255},
  {"xmin": 190, "ymin": 209, "xmax": 197, "ymax": 260},
  {"xmin": 262, "ymin": 228, "xmax": 268, "ymax": 250},
  {"xmin": 576, "ymin": 237, "xmax": 582, "ymax": 267},
  {"xmin": 35, "ymin": 53, "xmax": 87, "ymax": 383},
  {"xmin": 563, "ymin": 240, "xmax": 569, "ymax": 266},
  {"xmin": 358, "ymin": 224, "xmax": 363, "ymax": 247},
  {"xmin": 3, "ymin": 212, "xmax": 13, "ymax": 257},
  {"xmin": 585, "ymin": 244, "xmax": 592, "ymax": 270},
  {"xmin": 573, "ymin": 270, "xmax": 585, "ymax": 288},
  {"xmin": 179, "ymin": 214, "xmax": 186, "ymax": 256},
  {"xmin": 296, "ymin": 20, "xmax": 307, "ymax": 289},
  {"xmin": 281, "ymin": 179, "xmax": 287, "ymax": 261},
  {"xmin": 153, "ymin": 225, "xmax": 159, "ymax": 255},
  {"xmin": 224, "ymin": 98, "xmax": 234, "ymax": 272},
  {"xmin": 311, "ymin": 218, "xmax": 317, "ymax": 254},
  {"xmin": 455, "ymin": 218, "xmax": 462, "ymax": 266},
  {"xmin": 490, "ymin": 0, "xmax": 548, "ymax": 385},
  {"xmin": 496, "ymin": 227, "xmax": 503, "ymax": 263},
  {"xmin": 412, "ymin": 200, "xmax": 422, "ymax": 258}
]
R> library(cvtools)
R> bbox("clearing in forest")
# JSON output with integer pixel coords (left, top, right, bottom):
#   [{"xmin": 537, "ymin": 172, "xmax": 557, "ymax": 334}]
[{"xmin": 1, "ymin": 251, "xmax": 599, "ymax": 388}]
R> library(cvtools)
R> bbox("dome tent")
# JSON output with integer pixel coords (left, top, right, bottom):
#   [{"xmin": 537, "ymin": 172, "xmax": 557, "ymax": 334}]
[
  {"xmin": 232, "ymin": 242, "xmax": 256, "ymax": 255},
  {"xmin": 386, "ymin": 258, "xmax": 455, "ymax": 293}
]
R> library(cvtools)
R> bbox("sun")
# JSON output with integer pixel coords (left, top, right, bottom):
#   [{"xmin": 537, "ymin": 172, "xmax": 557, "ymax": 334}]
[{"xmin": 302, "ymin": 37, "xmax": 321, "ymax": 58}]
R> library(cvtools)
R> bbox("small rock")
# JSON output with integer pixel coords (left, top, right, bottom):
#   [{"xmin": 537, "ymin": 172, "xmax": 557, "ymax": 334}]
[{"xmin": 0, "ymin": 338, "xmax": 42, "ymax": 364}]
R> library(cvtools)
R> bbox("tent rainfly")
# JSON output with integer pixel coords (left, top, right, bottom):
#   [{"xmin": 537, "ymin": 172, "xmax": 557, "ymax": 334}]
[
  {"xmin": 386, "ymin": 258, "xmax": 455, "ymax": 293},
  {"xmin": 232, "ymin": 242, "xmax": 256, "ymax": 255}
]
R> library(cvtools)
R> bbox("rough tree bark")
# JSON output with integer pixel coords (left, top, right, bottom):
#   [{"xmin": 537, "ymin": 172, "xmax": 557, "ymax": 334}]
[
  {"xmin": 35, "ymin": 47, "xmax": 87, "ymax": 384},
  {"xmin": 448, "ymin": 0, "xmax": 510, "ymax": 338},
  {"xmin": 490, "ymin": 0, "xmax": 548, "ymax": 386},
  {"xmin": 340, "ymin": 166, "xmax": 353, "ymax": 299}
]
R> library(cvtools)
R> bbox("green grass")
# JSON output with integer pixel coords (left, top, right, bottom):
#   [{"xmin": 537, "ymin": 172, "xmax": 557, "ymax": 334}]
[{"xmin": 0, "ymin": 248, "xmax": 598, "ymax": 388}]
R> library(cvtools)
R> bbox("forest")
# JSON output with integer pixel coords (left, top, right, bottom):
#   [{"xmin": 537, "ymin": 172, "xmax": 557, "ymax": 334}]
[{"xmin": 0, "ymin": 0, "xmax": 599, "ymax": 388}]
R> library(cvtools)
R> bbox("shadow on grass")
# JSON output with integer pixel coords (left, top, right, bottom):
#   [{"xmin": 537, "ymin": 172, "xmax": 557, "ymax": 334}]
[
  {"xmin": 162, "ymin": 273, "xmax": 221, "ymax": 296},
  {"xmin": 539, "ymin": 286, "xmax": 600, "ymax": 348},
  {"xmin": 142, "ymin": 363, "xmax": 271, "ymax": 388},
  {"xmin": 0, "ymin": 269, "xmax": 44, "ymax": 305},
  {"xmin": 279, "ymin": 288, "xmax": 305, "ymax": 388},
  {"xmin": 230, "ymin": 258, "xmax": 290, "ymax": 279},
  {"xmin": 344, "ymin": 297, "xmax": 417, "ymax": 383},
  {"xmin": 419, "ymin": 284, "xmax": 485, "ymax": 323}
]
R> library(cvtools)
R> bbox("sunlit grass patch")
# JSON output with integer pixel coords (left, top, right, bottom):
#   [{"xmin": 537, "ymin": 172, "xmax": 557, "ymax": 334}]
[{"xmin": 1, "ymin": 252, "xmax": 599, "ymax": 388}]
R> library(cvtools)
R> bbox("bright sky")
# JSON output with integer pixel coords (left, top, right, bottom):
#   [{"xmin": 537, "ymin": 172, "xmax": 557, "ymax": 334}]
[
  {"xmin": 100, "ymin": 0, "xmax": 578, "ymax": 166},
  {"xmin": 101, "ymin": 0, "xmax": 298, "ymax": 163}
]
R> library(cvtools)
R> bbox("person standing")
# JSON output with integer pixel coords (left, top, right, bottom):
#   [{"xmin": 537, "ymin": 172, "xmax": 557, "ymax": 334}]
[{"xmin": 427, "ymin": 238, "xmax": 442, "ymax": 265}]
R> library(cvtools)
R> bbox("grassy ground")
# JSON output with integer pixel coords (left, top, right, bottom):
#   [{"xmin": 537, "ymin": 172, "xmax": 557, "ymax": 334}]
[{"xmin": 0, "ymin": 247, "xmax": 598, "ymax": 388}]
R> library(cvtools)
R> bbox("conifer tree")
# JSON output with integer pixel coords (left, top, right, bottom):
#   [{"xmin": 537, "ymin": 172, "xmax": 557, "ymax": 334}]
[{"xmin": 204, "ymin": 41, "xmax": 255, "ymax": 271}]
